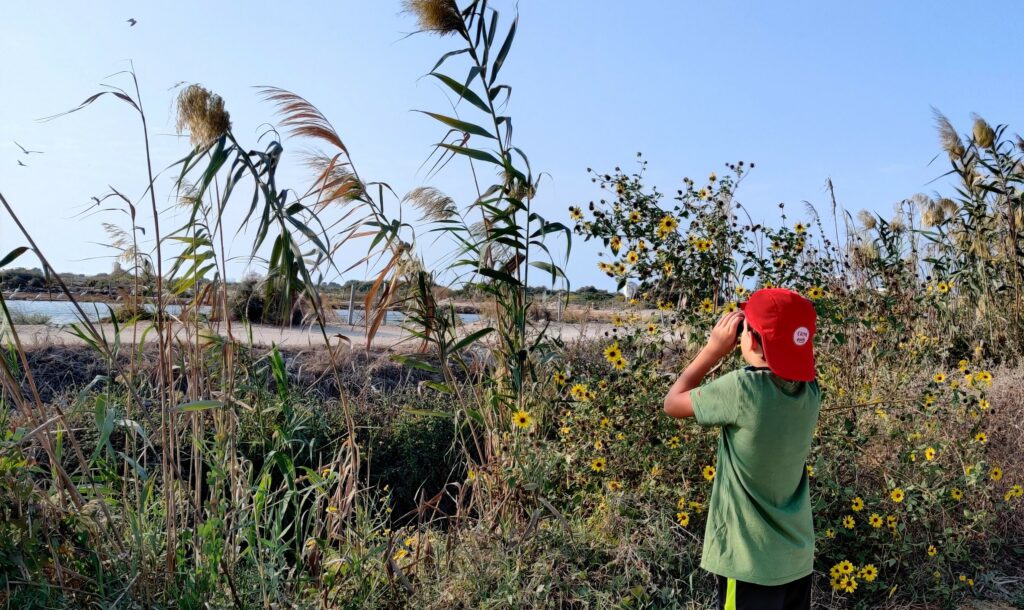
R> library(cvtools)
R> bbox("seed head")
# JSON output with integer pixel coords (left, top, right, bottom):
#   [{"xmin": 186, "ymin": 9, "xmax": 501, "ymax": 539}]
[
  {"xmin": 933, "ymin": 109, "xmax": 965, "ymax": 159},
  {"xmin": 175, "ymin": 84, "xmax": 231, "ymax": 149},
  {"xmin": 404, "ymin": 0, "xmax": 463, "ymax": 36},
  {"xmin": 972, "ymin": 114, "xmax": 995, "ymax": 149},
  {"xmin": 857, "ymin": 209, "xmax": 877, "ymax": 230}
]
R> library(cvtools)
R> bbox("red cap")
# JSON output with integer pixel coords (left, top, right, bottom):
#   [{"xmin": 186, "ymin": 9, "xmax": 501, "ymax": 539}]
[{"xmin": 739, "ymin": 288, "xmax": 817, "ymax": 381}]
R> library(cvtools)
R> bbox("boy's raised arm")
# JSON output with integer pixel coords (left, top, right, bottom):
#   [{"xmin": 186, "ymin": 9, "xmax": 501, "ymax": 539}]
[{"xmin": 663, "ymin": 311, "xmax": 743, "ymax": 419}]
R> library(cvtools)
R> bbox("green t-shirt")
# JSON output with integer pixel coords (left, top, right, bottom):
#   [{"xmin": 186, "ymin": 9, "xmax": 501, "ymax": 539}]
[{"xmin": 690, "ymin": 366, "xmax": 821, "ymax": 586}]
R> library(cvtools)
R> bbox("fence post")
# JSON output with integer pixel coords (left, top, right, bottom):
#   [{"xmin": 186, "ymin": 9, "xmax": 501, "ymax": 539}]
[{"xmin": 347, "ymin": 285, "xmax": 355, "ymax": 326}]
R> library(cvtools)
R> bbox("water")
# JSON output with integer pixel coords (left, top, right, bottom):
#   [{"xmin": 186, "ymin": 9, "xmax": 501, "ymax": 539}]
[{"xmin": 6, "ymin": 300, "xmax": 480, "ymax": 326}]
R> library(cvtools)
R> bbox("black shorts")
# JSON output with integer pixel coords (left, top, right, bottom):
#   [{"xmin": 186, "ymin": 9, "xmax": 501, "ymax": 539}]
[{"xmin": 715, "ymin": 573, "xmax": 811, "ymax": 610}]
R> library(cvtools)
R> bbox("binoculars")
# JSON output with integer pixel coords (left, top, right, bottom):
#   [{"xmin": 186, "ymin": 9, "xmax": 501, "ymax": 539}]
[{"xmin": 735, "ymin": 314, "xmax": 746, "ymax": 341}]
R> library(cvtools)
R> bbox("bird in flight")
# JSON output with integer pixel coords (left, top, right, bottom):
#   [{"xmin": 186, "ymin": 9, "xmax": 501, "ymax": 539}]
[
  {"xmin": 127, "ymin": 18, "xmax": 137, "ymax": 26},
  {"xmin": 17, "ymin": 160, "xmax": 27, "ymax": 167},
  {"xmin": 14, "ymin": 141, "xmax": 43, "ymax": 155}
]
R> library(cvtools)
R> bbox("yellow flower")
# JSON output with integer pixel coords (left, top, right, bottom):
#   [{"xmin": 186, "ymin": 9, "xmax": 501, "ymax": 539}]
[
  {"xmin": 825, "ymin": 528, "xmax": 836, "ymax": 539},
  {"xmin": 647, "ymin": 323, "xmax": 658, "ymax": 334},
  {"xmin": 700, "ymin": 298, "xmax": 714, "ymax": 314},
  {"xmin": 958, "ymin": 359, "xmax": 969, "ymax": 372},
  {"xmin": 842, "ymin": 515, "xmax": 855, "ymax": 529},
  {"xmin": 553, "ymin": 372, "xmax": 567, "ymax": 385},
  {"xmin": 890, "ymin": 488, "xmax": 905, "ymax": 503},
  {"xmin": 393, "ymin": 548, "xmax": 408, "ymax": 561},
  {"xmin": 851, "ymin": 497, "xmax": 864, "ymax": 512},
  {"xmin": 512, "ymin": 409, "xmax": 533, "ymax": 429},
  {"xmin": 937, "ymin": 281, "xmax": 950, "ymax": 294},
  {"xmin": 659, "ymin": 214, "xmax": 679, "ymax": 233},
  {"xmin": 603, "ymin": 343, "xmax": 622, "ymax": 362},
  {"xmin": 612, "ymin": 356, "xmax": 627, "ymax": 370},
  {"xmin": 808, "ymin": 286, "xmax": 825, "ymax": 300},
  {"xmin": 933, "ymin": 372, "xmax": 946, "ymax": 383},
  {"xmin": 666, "ymin": 436, "xmax": 681, "ymax": 449},
  {"xmin": 927, "ymin": 544, "xmax": 938, "ymax": 557},
  {"xmin": 735, "ymin": 286, "xmax": 748, "ymax": 296},
  {"xmin": 974, "ymin": 432, "xmax": 987, "ymax": 444},
  {"xmin": 650, "ymin": 464, "xmax": 662, "ymax": 477},
  {"xmin": 676, "ymin": 511, "xmax": 690, "ymax": 527},
  {"xmin": 593, "ymin": 439, "xmax": 604, "ymax": 451},
  {"xmin": 628, "ymin": 210, "xmax": 641, "ymax": 222},
  {"xmin": 702, "ymin": 465, "xmax": 716, "ymax": 481},
  {"xmin": 663, "ymin": 262, "xmax": 674, "ymax": 274},
  {"xmin": 625, "ymin": 250, "xmax": 639, "ymax": 265},
  {"xmin": 591, "ymin": 457, "xmax": 607, "ymax": 472},
  {"xmin": 724, "ymin": 301, "xmax": 738, "ymax": 313},
  {"xmin": 305, "ymin": 537, "xmax": 317, "ymax": 550},
  {"xmin": 677, "ymin": 497, "xmax": 688, "ymax": 510},
  {"xmin": 607, "ymin": 480, "xmax": 622, "ymax": 492},
  {"xmin": 975, "ymin": 370, "xmax": 993, "ymax": 385},
  {"xmin": 925, "ymin": 447, "xmax": 936, "ymax": 461},
  {"xmin": 886, "ymin": 515, "xmax": 897, "ymax": 529},
  {"xmin": 569, "ymin": 206, "xmax": 584, "ymax": 221},
  {"xmin": 991, "ymin": 466, "xmax": 1003, "ymax": 481},
  {"xmin": 869, "ymin": 513, "xmax": 883, "ymax": 528},
  {"xmin": 794, "ymin": 222, "xmax": 807, "ymax": 235},
  {"xmin": 978, "ymin": 398, "xmax": 990, "ymax": 410},
  {"xmin": 923, "ymin": 393, "xmax": 936, "ymax": 406},
  {"xmin": 320, "ymin": 467, "xmax": 333, "ymax": 477},
  {"xmin": 326, "ymin": 505, "xmax": 338, "ymax": 515},
  {"xmin": 859, "ymin": 564, "xmax": 878, "ymax": 582},
  {"xmin": 708, "ymin": 172, "xmax": 717, "ymax": 182},
  {"xmin": 610, "ymin": 236, "xmax": 622, "ymax": 253},
  {"xmin": 806, "ymin": 465, "xmax": 814, "ymax": 477},
  {"xmin": 836, "ymin": 560, "xmax": 855, "ymax": 575},
  {"xmin": 950, "ymin": 488, "xmax": 963, "ymax": 501}
]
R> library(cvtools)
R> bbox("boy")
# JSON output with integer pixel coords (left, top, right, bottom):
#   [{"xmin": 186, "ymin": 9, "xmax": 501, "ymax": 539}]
[{"xmin": 663, "ymin": 288, "xmax": 820, "ymax": 610}]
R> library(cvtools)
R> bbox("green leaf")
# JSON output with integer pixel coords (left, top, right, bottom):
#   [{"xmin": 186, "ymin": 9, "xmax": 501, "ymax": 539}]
[
  {"xmin": 489, "ymin": 17, "xmax": 517, "ymax": 86},
  {"xmin": 429, "ymin": 72, "xmax": 490, "ymax": 114},
  {"xmin": 0, "ymin": 247, "xmax": 29, "ymax": 269},
  {"xmin": 415, "ymin": 111, "xmax": 495, "ymax": 139},
  {"xmin": 175, "ymin": 400, "xmax": 225, "ymax": 412},
  {"xmin": 438, "ymin": 143, "xmax": 502, "ymax": 166}
]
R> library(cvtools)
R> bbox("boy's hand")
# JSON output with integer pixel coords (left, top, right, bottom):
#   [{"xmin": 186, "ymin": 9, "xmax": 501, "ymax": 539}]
[{"xmin": 705, "ymin": 311, "xmax": 743, "ymax": 360}]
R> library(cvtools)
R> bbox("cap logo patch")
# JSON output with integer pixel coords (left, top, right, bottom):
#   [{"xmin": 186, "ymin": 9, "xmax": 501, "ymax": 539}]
[{"xmin": 793, "ymin": 327, "xmax": 810, "ymax": 346}]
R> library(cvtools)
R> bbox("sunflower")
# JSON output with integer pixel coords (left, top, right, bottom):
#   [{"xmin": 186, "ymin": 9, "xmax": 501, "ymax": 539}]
[
  {"xmin": 700, "ymin": 298, "xmax": 714, "ymax": 314},
  {"xmin": 851, "ymin": 497, "xmax": 864, "ymax": 512},
  {"xmin": 702, "ymin": 465, "xmax": 716, "ymax": 481},
  {"xmin": 806, "ymin": 465, "xmax": 814, "ymax": 477},
  {"xmin": 950, "ymin": 488, "xmax": 963, "ymax": 501},
  {"xmin": 603, "ymin": 343, "xmax": 622, "ymax": 362},
  {"xmin": 858, "ymin": 564, "xmax": 878, "ymax": 583},
  {"xmin": 625, "ymin": 250, "xmax": 639, "ymax": 265},
  {"xmin": 991, "ymin": 466, "xmax": 1003, "ymax": 481},
  {"xmin": 842, "ymin": 515, "xmax": 855, "ymax": 529},
  {"xmin": 569, "ymin": 206, "xmax": 584, "ymax": 221},
  {"xmin": 808, "ymin": 286, "xmax": 825, "ymax": 300},
  {"xmin": 724, "ymin": 301, "xmax": 738, "ymax": 313},
  {"xmin": 794, "ymin": 222, "xmax": 807, "ymax": 235},
  {"xmin": 869, "ymin": 513, "xmax": 883, "ymax": 528},
  {"xmin": 628, "ymin": 210, "xmax": 641, "ymax": 222},
  {"xmin": 610, "ymin": 236, "xmax": 622, "ymax": 253},
  {"xmin": 933, "ymin": 372, "xmax": 946, "ymax": 383},
  {"xmin": 676, "ymin": 511, "xmax": 690, "ymax": 527},
  {"xmin": 611, "ymin": 357, "xmax": 628, "ymax": 370},
  {"xmin": 607, "ymin": 480, "xmax": 622, "ymax": 492},
  {"xmin": 590, "ymin": 457, "xmax": 607, "ymax": 472},
  {"xmin": 825, "ymin": 528, "xmax": 836, "ymax": 539},
  {"xmin": 659, "ymin": 214, "xmax": 679, "ymax": 233},
  {"xmin": 553, "ymin": 371, "xmax": 567, "ymax": 385},
  {"xmin": 512, "ymin": 410, "xmax": 533, "ymax": 429},
  {"xmin": 890, "ymin": 488, "xmax": 905, "ymax": 503},
  {"xmin": 666, "ymin": 436, "xmax": 681, "ymax": 449},
  {"xmin": 886, "ymin": 515, "xmax": 897, "ymax": 529},
  {"xmin": 927, "ymin": 545, "xmax": 938, "ymax": 557},
  {"xmin": 975, "ymin": 432, "xmax": 987, "ymax": 444},
  {"xmin": 925, "ymin": 447, "xmax": 937, "ymax": 461}
]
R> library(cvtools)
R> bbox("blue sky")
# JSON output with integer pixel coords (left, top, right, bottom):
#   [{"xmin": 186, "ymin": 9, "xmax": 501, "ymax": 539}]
[{"xmin": 2, "ymin": 1, "xmax": 1022, "ymax": 291}]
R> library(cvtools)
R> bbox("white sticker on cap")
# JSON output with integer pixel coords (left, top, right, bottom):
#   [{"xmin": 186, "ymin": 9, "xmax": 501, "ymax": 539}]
[{"xmin": 793, "ymin": 327, "xmax": 810, "ymax": 346}]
